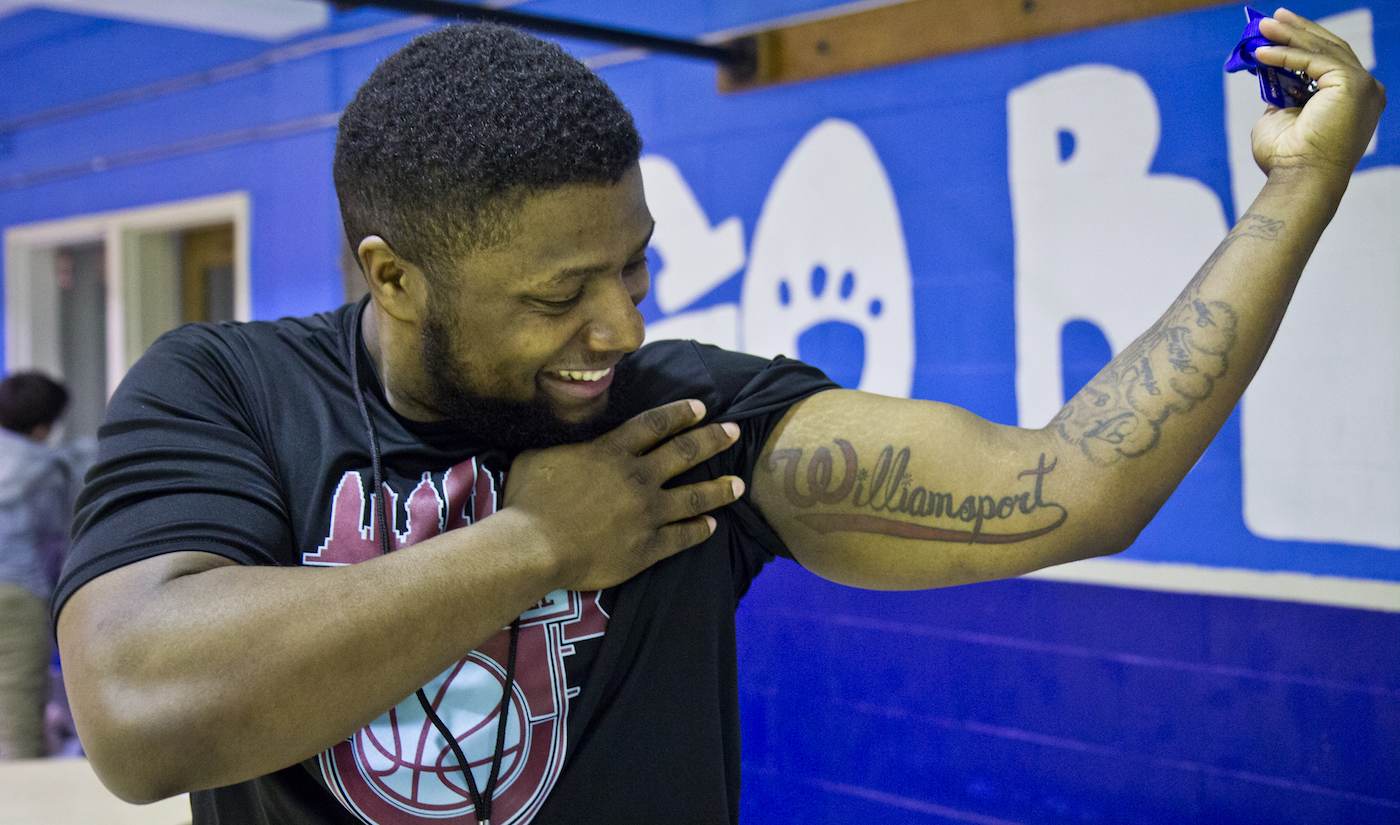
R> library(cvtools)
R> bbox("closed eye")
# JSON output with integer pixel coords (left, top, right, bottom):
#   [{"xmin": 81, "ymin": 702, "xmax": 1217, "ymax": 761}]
[
  {"xmin": 530, "ymin": 257, "xmax": 647, "ymax": 311},
  {"xmin": 530, "ymin": 293, "xmax": 582, "ymax": 311}
]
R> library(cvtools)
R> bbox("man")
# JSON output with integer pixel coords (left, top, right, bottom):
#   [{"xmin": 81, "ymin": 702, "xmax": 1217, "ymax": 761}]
[
  {"xmin": 0, "ymin": 372, "xmax": 70, "ymax": 759},
  {"xmin": 54, "ymin": 12, "xmax": 1384, "ymax": 824}
]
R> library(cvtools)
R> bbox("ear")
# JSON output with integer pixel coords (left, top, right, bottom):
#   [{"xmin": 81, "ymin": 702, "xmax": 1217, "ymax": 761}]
[{"xmin": 358, "ymin": 236, "xmax": 427, "ymax": 323}]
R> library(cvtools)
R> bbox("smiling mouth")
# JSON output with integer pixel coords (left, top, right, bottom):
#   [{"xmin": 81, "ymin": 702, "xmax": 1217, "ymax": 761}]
[
  {"xmin": 541, "ymin": 366, "xmax": 615, "ymax": 401},
  {"xmin": 554, "ymin": 368, "xmax": 610, "ymax": 382}
]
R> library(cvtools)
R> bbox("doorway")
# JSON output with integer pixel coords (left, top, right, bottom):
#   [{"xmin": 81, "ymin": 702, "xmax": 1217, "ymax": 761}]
[{"xmin": 4, "ymin": 193, "xmax": 250, "ymax": 444}]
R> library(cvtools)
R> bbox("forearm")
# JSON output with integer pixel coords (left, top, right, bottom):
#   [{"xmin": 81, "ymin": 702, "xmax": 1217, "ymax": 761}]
[
  {"xmin": 62, "ymin": 510, "xmax": 558, "ymax": 802},
  {"xmin": 1051, "ymin": 167, "xmax": 1348, "ymax": 533}
]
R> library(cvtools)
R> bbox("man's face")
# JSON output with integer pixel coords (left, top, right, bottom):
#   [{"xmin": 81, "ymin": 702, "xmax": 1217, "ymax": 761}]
[{"xmin": 415, "ymin": 164, "xmax": 653, "ymax": 449}]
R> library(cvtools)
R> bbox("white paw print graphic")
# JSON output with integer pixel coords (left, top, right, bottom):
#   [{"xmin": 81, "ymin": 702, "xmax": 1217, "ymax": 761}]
[
  {"xmin": 742, "ymin": 119, "xmax": 914, "ymax": 395},
  {"xmin": 770, "ymin": 264, "xmax": 889, "ymax": 388}
]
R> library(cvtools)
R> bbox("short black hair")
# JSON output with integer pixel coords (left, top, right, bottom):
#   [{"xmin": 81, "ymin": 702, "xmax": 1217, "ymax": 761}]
[
  {"xmin": 0, "ymin": 372, "xmax": 68, "ymax": 435},
  {"xmin": 333, "ymin": 23, "xmax": 643, "ymax": 275}
]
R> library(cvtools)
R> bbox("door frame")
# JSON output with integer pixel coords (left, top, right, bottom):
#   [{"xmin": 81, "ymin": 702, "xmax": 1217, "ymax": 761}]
[{"xmin": 3, "ymin": 192, "xmax": 251, "ymax": 395}]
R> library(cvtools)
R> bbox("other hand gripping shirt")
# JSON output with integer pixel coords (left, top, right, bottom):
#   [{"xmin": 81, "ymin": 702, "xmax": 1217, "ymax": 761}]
[{"xmin": 54, "ymin": 300, "xmax": 836, "ymax": 825}]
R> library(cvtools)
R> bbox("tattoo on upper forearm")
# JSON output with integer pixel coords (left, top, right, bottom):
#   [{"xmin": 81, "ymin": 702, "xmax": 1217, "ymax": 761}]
[
  {"xmin": 1051, "ymin": 214, "xmax": 1283, "ymax": 465},
  {"xmin": 767, "ymin": 440, "xmax": 1067, "ymax": 543},
  {"xmin": 1238, "ymin": 212, "xmax": 1284, "ymax": 240}
]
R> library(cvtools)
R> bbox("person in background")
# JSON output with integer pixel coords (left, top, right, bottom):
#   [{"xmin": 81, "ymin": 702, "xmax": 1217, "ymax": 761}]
[{"xmin": 0, "ymin": 371, "xmax": 71, "ymax": 759}]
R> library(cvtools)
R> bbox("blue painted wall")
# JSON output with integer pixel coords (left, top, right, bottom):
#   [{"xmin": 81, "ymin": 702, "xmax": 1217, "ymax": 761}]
[{"xmin": 2, "ymin": 2, "xmax": 1397, "ymax": 822}]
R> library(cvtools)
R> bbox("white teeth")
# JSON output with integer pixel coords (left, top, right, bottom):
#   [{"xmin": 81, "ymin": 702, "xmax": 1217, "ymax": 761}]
[{"xmin": 557, "ymin": 368, "xmax": 608, "ymax": 382}]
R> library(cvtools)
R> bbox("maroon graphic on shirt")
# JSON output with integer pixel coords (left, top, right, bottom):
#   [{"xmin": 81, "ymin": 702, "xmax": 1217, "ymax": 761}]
[{"xmin": 303, "ymin": 458, "xmax": 608, "ymax": 824}]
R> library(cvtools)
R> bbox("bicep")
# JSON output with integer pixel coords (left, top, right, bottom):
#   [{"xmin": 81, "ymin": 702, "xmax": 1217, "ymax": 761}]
[
  {"xmin": 56, "ymin": 549, "xmax": 240, "ymax": 800},
  {"xmin": 57, "ymin": 551, "xmax": 238, "ymax": 738},
  {"xmin": 750, "ymin": 389, "xmax": 1118, "ymax": 589}
]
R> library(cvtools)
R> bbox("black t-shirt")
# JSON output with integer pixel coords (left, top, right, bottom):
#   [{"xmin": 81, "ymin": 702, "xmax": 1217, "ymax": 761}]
[{"xmin": 55, "ymin": 300, "xmax": 835, "ymax": 824}]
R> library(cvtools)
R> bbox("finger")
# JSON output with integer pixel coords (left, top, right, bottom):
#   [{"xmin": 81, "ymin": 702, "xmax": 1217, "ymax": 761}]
[
  {"xmin": 661, "ymin": 476, "xmax": 745, "ymax": 524},
  {"xmin": 1272, "ymin": 8, "xmax": 1356, "ymax": 56},
  {"xmin": 603, "ymin": 398, "xmax": 707, "ymax": 455},
  {"xmin": 650, "ymin": 515, "xmax": 719, "ymax": 560},
  {"xmin": 1258, "ymin": 16, "xmax": 1356, "ymax": 69},
  {"xmin": 1252, "ymin": 45, "xmax": 1350, "ymax": 90},
  {"xmin": 645, "ymin": 421, "xmax": 741, "ymax": 480}
]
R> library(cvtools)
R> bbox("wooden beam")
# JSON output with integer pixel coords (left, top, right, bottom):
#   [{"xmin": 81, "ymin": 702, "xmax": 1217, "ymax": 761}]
[{"xmin": 720, "ymin": 0, "xmax": 1235, "ymax": 91}]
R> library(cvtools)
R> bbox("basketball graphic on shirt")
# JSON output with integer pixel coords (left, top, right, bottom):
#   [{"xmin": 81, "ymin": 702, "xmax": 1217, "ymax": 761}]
[
  {"xmin": 323, "ymin": 593, "xmax": 608, "ymax": 824},
  {"xmin": 309, "ymin": 458, "xmax": 610, "ymax": 824},
  {"xmin": 353, "ymin": 652, "xmax": 528, "ymax": 812}
]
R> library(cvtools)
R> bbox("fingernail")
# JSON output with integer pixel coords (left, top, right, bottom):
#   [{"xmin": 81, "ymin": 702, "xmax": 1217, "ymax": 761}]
[
  {"xmin": 689, "ymin": 399, "xmax": 706, "ymax": 419},
  {"xmin": 705, "ymin": 515, "xmax": 718, "ymax": 532},
  {"xmin": 731, "ymin": 477, "xmax": 746, "ymax": 498},
  {"xmin": 722, "ymin": 422, "xmax": 740, "ymax": 439}
]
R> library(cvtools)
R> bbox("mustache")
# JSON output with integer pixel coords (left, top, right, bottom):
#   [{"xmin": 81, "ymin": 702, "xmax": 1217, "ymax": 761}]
[{"xmin": 417, "ymin": 314, "xmax": 639, "ymax": 452}]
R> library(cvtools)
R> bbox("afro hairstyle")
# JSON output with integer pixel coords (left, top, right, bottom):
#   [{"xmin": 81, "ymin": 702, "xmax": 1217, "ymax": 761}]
[{"xmin": 333, "ymin": 23, "xmax": 643, "ymax": 278}]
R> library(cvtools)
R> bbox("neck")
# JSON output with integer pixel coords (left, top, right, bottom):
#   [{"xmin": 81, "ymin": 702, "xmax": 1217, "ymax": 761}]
[{"xmin": 359, "ymin": 300, "xmax": 443, "ymax": 422}]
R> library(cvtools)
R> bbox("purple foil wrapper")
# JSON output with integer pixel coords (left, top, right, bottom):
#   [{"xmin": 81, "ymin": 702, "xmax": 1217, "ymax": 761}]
[{"xmin": 1224, "ymin": 6, "xmax": 1315, "ymax": 108}]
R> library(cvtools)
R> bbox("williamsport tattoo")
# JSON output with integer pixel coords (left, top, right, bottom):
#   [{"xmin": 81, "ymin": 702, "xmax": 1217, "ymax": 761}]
[{"xmin": 767, "ymin": 440, "xmax": 1068, "ymax": 543}]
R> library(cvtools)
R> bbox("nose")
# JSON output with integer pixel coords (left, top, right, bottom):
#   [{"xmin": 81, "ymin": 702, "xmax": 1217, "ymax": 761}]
[{"xmin": 583, "ymin": 274, "xmax": 646, "ymax": 355}]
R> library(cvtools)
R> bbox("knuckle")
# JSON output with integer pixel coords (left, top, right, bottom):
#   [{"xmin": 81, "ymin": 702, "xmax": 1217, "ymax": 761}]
[
  {"xmin": 674, "ymin": 433, "xmax": 700, "ymax": 462},
  {"xmin": 644, "ymin": 409, "xmax": 671, "ymax": 437},
  {"xmin": 627, "ymin": 468, "xmax": 650, "ymax": 488},
  {"xmin": 638, "ymin": 499, "xmax": 661, "ymax": 529},
  {"xmin": 688, "ymin": 488, "xmax": 705, "ymax": 513}
]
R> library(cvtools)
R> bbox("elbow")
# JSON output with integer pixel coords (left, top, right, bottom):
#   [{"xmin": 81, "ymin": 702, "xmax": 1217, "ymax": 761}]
[
  {"xmin": 1074, "ymin": 476, "xmax": 1162, "ymax": 560},
  {"xmin": 57, "ymin": 577, "xmax": 222, "ymax": 803},
  {"xmin": 74, "ymin": 692, "xmax": 196, "ymax": 804},
  {"xmin": 63, "ymin": 658, "xmax": 205, "ymax": 804},
  {"xmin": 1055, "ymin": 510, "xmax": 1143, "ymax": 564},
  {"xmin": 96, "ymin": 767, "xmax": 185, "ymax": 807},
  {"xmin": 1097, "ymin": 533, "xmax": 1136, "ymax": 560},
  {"xmin": 1091, "ymin": 516, "xmax": 1149, "ymax": 559}
]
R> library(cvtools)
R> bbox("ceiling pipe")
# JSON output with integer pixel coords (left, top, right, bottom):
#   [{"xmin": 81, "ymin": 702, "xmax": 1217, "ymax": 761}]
[{"xmin": 335, "ymin": 0, "xmax": 757, "ymax": 81}]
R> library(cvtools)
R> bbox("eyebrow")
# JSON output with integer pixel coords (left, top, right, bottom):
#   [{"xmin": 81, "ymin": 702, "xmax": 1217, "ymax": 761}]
[{"xmin": 541, "ymin": 221, "xmax": 656, "ymax": 288}]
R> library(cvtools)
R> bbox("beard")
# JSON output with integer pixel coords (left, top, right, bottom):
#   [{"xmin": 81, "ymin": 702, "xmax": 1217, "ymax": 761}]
[{"xmin": 419, "ymin": 303, "xmax": 636, "ymax": 454}]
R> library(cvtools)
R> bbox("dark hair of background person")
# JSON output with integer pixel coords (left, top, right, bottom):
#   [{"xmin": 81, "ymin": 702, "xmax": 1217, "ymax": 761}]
[
  {"xmin": 0, "ymin": 372, "xmax": 69, "ymax": 435},
  {"xmin": 333, "ymin": 23, "xmax": 644, "ymax": 280}
]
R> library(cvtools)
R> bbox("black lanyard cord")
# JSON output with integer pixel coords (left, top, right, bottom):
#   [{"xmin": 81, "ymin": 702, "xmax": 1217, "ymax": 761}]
[
  {"xmin": 485, "ymin": 615, "xmax": 522, "ymax": 820},
  {"xmin": 414, "ymin": 620, "xmax": 520, "ymax": 824},
  {"xmin": 351, "ymin": 304, "xmax": 520, "ymax": 824}
]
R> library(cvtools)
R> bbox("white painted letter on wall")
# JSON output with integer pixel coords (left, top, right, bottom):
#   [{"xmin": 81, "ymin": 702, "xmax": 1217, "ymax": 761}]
[
  {"xmin": 1009, "ymin": 65, "xmax": 1228, "ymax": 430},
  {"xmin": 1229, "ymin": 9, "xmax": 1400, "ymax": 549},
  {"xmin": 639, "ymin": 155, "xmax": 743, "ymax": 349}
]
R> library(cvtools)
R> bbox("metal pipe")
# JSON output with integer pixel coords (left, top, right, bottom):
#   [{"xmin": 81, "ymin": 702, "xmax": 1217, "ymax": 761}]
[{"xmin": 336, "ymin": 0, "xmax": 755, "ymax": 77}]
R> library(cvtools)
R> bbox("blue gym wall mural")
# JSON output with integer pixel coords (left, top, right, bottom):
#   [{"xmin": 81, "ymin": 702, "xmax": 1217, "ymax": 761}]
[
  {"xmin": 1, "ymin": 1, "xmax": 1396, "ymax": 821},
  {"xmin": 613, "ymin": 4, "xmax": 1400, "ymax": 600}
]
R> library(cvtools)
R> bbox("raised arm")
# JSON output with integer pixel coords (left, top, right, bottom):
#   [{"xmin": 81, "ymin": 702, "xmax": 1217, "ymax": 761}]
[{"xmin": 750, "ymin": 10, "xmax": 1385, "ymax": 589}]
